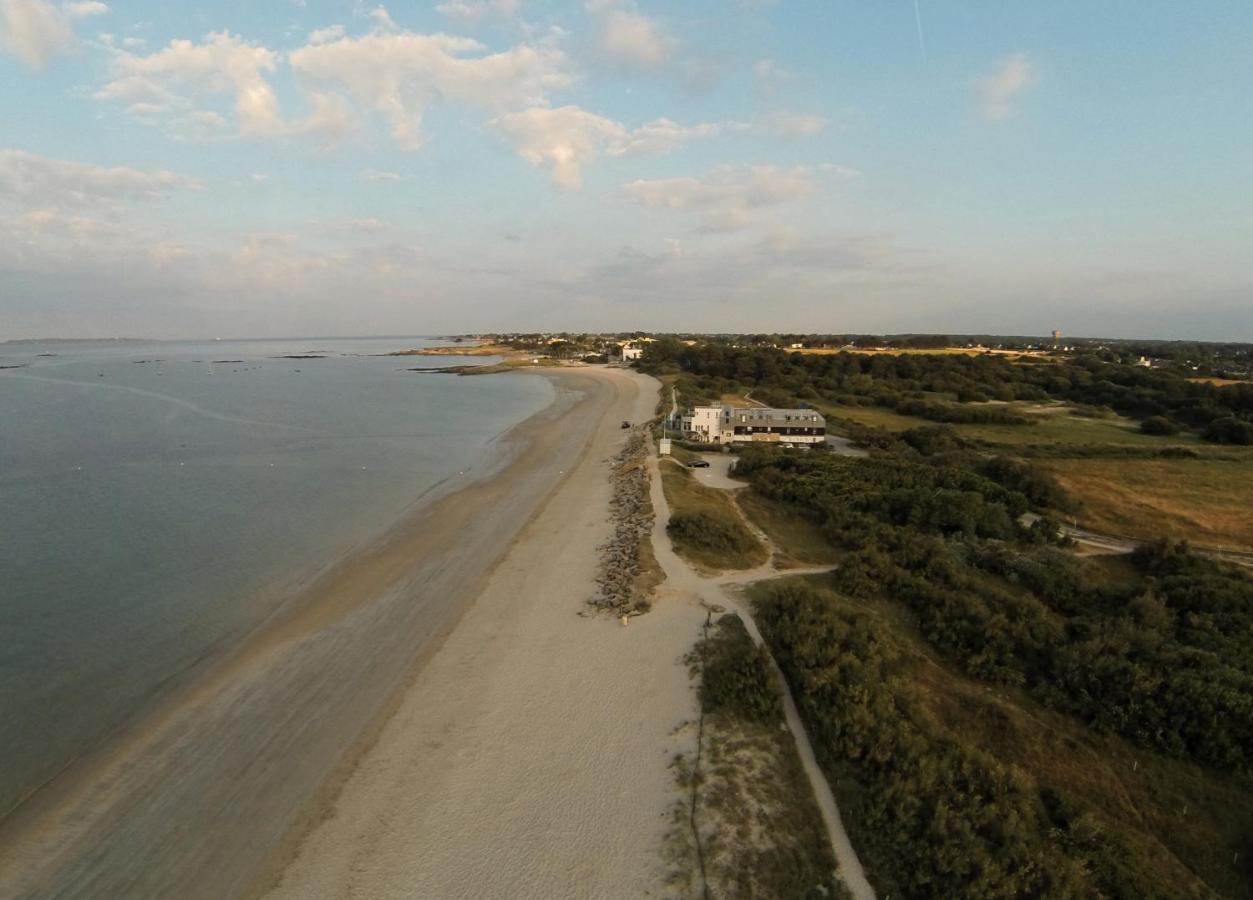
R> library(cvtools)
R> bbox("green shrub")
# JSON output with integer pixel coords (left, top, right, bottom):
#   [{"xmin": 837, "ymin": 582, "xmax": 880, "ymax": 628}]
[
  {"xmin": 667, "ymin": 509, "xmax": 758, "ymax": 556},
  {"xmin": 1140, "ymin": 415, "xmax": 1178, "ymax": 435},
  {"xmin": 695, "ymin": 614, "xmax": 782, "ymax": 725},
  {"xmin": 1203, "ymin": 415, "xmax": 1253, "ymax": 444}
]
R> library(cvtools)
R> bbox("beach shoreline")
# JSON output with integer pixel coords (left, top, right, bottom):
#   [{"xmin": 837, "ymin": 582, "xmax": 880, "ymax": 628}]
[
  {"xmin": 0, "ymin": 366, "xmax": 622, "ymax": 899},
  {"xmin": 254, "ymin": 366, "xmax": 710, "ymax": 900}
]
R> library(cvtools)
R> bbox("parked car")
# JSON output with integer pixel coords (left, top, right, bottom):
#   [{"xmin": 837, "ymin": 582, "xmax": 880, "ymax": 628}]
[
  {"xmin": 687, "ymin": 459, "xmax": 711, "ymax": 468},
  {"xmin": 621, "ymin": 420, "xmax": 631, "ymax": 429}
]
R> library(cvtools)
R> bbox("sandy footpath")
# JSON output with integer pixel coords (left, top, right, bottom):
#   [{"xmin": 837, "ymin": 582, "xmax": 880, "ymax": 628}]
[
  {"xmin": 0, "ymin": 368, "xmax": 639, "ymax": 900},
  {"xmin": 258, "ymin": 367, "xmax": 707, "ymax": 900}
]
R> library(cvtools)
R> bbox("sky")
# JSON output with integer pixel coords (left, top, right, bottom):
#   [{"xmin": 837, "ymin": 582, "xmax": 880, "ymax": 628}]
[{"xmin": 1, "ymin": 0, "xmax": 1251, "ymax": 340}]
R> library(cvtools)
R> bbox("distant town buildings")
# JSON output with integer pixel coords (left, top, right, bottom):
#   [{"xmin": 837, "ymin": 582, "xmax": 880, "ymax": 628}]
[{"xmin": 678, "ymin": 405, "xmax": 826, "ymax": 447}]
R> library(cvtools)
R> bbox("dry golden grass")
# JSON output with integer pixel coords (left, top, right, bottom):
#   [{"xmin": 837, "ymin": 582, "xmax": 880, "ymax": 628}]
[
  {"xmin": 791, "ymin": 346, "xmax": 1054, "ymax": 359},
  {"xmin": 1187, "ymin": 376, "xmax": 1250, "ymax": 386},
  {"xmin": 736, "ymin": 491, "xmax": 841, "ymax": 567},
  {"xmin": 1043, "ymin": 458, "xmax": 1253, "ymax": 550}
]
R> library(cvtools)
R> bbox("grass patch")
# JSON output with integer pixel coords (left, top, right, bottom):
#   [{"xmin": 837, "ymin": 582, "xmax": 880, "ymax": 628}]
[
  {"xmin": 737, "ymin": 490, "xmax": 842, "ymax": 568},
  {"xmin": 661, "ymin": 462, "xmax": 766, "ymax": 572},
  {"xmin": 666, "ymin": 443, "xmax": 699, "ymax": 464},
  {"xmin": 1042, "ymin": 457, "xmax": 1253, "ymax": 550}
]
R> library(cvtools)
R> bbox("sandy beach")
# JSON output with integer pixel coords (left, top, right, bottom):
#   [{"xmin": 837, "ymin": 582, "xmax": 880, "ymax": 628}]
[
  {"xmin": 0, "ymin": 367, "xmax": 650, "ymax": 900},
  {"xmin": 255, "ymin": 367, "xmax": 710, "ymax": 899}
]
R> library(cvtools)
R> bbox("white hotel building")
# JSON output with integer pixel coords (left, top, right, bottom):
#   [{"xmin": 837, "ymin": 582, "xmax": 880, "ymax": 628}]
[{"xmin": 680, "ymin": 406, "xmax": 826, "ymax": 447}]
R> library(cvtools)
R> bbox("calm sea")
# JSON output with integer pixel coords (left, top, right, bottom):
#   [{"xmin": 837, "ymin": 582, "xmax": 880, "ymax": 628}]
[{"xmin": 0, "ymin": 337, "xmax": 553, "ymax": 817}]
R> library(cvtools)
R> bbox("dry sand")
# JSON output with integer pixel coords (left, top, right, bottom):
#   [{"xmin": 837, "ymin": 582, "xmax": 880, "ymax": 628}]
[
  {"xmin": 0, "ymin": 367, "xmax": 651, "ymax": 900},
  {"xmin": 258, "ymin": 367, "xmax": 709, "ymax": 900}
]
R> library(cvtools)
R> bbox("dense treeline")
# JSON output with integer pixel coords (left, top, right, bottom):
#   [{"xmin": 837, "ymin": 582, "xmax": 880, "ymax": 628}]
[
  {"xmin": 755, "ymin": 581, "xmax": 1183, "ymax": 899},
  {"xmin": 736, "ymin": 450, "xmax": 1253, "ymax": 774},
  {"xmin": 641, "ymin": 341, "xmax": 1253, "ymax": 442}
]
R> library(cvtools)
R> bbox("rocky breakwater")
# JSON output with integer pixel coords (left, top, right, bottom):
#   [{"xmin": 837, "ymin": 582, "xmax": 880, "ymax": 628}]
[{"xmin": 589, "ymin": 427, "xmax": 657, "ymax": 616}]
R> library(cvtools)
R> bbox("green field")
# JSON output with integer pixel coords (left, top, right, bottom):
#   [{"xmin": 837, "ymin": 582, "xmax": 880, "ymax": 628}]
[{"xmin": 819, "ymin": 401, "xmax": 1206, "ymax": 447}]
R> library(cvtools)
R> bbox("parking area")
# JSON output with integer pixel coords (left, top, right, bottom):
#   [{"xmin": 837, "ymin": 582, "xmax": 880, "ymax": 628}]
[{"xmin": 680, "ymin": 452, "xmax": 748, "ymax": 490}]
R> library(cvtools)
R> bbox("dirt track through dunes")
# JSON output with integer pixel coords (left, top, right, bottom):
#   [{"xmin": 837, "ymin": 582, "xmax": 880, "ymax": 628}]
[
  {"xmin": 259, "ymin": 368, "xmax": 710, "ymax": 900},
  {"xmin": 646, "ymin": 458, "xmax": 876, "ymax": 900}
]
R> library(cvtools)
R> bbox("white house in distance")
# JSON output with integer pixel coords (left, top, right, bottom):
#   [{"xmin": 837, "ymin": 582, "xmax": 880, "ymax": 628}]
[
  {"xmin": 679, "ymin": 405, "xmax": 826, "ymax": 447},
  {"xmin": 618, "ymin": 343, "xmax": 643, "ymax": 361}
]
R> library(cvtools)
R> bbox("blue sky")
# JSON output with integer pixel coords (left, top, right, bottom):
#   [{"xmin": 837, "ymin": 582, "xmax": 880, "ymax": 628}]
[{"xmin": 1, "ymin": 0, "xmax": 1250, "ymax": 339}]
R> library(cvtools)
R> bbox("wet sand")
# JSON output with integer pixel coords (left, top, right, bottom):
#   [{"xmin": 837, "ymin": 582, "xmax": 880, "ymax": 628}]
[
  {"xmin": 0, "ymin": 368, "xmax": 624, "ymax": 900},
  {"xmin": 256, "ymin": 368, "xmax": 709, "ymax": 900}
]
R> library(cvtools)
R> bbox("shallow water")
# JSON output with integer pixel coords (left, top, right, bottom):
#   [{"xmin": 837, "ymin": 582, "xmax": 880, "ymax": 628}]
[{"xmin": 0, "ymin": 337, "xmax": 553, "ymax": 817}]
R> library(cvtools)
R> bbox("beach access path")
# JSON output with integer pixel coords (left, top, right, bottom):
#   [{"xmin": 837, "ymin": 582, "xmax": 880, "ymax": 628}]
[{"xmin": 257, "ymin": 367, "xmax": 711, "ymax": 900}]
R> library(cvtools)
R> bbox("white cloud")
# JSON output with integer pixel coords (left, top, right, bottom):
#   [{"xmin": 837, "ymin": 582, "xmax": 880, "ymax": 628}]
[
  {"xmin": 307, "ymin": 24, "xmax": 345, "ymax": 45},
  {"xmin": 360, "ymin": 169, "xmax": 406, "ymax": 181},
  {"xmin": 0, "ymin": 148, "xmax": 199, "ymax": 209},
  {"xmin": 610, "ymin": 117, "xmax": 720, "ymax": 157},
  {"xmin": 752, "ymin": 57, "xmax": 792, "ymax": 97},
  {"xmin": 295, "ymin": 91, "xmax": 353, "ymax": 141},
  {"xmin": 0, "ymin": 0, "xmax": 106, "ymax": 69},
  {"xmin": 491, "ymin": 105, "xmax": 625, "ymax": 189},
  {"xmin": 289, "ymin": 31, "xmax": 570, "ymax": 149},
  {"xmin": 0, "ymin": 148, "xmax": 197, "ymax": 257},
  {"xmin": 818, "ymin": 162, "xmax": 861, "ymax": 178},
  {"xmin": 492, "ymin": 107, "xmax": 722, "ymax": 188},
  {"xmin": 65, "ymin": 0, "xmax": 105, "ymax": 15},
  {"xmin": 98, "ymin": 32, "xmax": 282, "ymax": 136},
  {"xmin": 317, "ymin": 216, "xmax": 388, "ymax": 233},
  {"xmin": 976, "ymin": 52, "xmax": 1035, "ymax": 120},
  {"xmin": 368, "ymin": 5, "xmax": 396, "ymax": 31},
  {"xmin": 586, "ymin": 0, "xmax": 673, "ymax": 71},
  {"xmin": 755, "ymin": 110, "xmax": 827, "ymax": 137},
  {"xmin": 436, "ymin": 0, "xmax": 519, "ymax": 26},
  {"xmin": 621, "ymin": 164, "xmax": 818, "ymax": 231}
]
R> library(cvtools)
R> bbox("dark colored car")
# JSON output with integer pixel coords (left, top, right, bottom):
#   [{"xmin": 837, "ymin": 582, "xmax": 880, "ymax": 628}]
[{"xmin": 687, "ymin": 459, "xmax": 711, "ymax": 468}]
